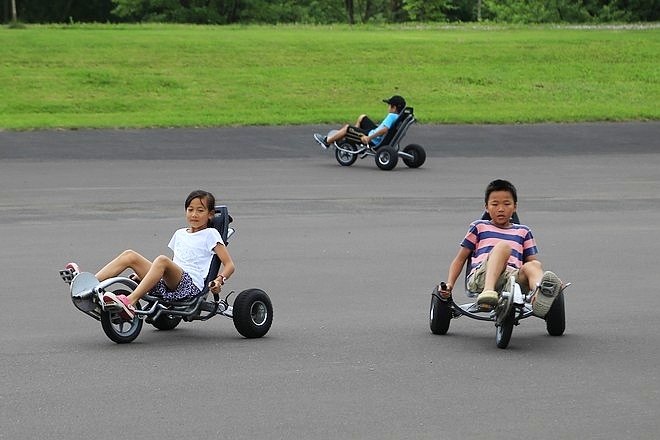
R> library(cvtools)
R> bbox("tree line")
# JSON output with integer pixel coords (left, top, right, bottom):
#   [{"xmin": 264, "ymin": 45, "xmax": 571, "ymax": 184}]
[{"xmin": 3, "ymin": 0, "xmax": 658, "ymax": 24}]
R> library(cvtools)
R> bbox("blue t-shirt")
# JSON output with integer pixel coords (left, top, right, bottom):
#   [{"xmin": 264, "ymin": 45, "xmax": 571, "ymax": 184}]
[{"xmin": 369, "ymin": 112, "xmax": 399, "ymax": 146}]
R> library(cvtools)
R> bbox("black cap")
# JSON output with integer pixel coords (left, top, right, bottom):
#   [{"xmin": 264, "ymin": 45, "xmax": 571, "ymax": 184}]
[{"xmin": 383, "ymin": 95, "xmax": 406, "ymax": 111}]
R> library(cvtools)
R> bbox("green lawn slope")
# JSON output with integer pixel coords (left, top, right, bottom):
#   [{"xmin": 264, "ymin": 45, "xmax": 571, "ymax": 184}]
[{"xmin": 1, "ymin": 24, "xmax": 658, "ymax": 129}]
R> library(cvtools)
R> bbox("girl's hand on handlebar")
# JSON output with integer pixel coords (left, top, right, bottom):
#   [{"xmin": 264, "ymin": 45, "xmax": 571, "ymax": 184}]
[
  {"xmin": 209, "ymin": 280, "xmax": 221, "ymax": 293},
  {"xmin": 209, "ymin": 275, "xmax": 226, "ymax": 294}
]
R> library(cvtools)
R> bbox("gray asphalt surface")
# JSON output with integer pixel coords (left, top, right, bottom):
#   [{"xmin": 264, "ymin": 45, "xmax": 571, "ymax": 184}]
[{"xmin": 1, "ymin": 122, "xmax": 659, "ymax": 439}]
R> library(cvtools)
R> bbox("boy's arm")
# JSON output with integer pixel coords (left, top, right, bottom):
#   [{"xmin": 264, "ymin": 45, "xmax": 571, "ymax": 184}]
[
  {"xmin": 360, "ymin": 126, "xmax": 388, "ymax": 145},
  {"xmin": 439, "ymin": 246, "xmax": 471, "ymax": 298}
]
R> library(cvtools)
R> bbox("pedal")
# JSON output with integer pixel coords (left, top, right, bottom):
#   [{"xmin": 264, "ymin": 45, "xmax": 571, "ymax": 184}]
[
  {"xmin": 101, "ymin": 297, "xmax": 122, "ymax": 311},
  {"xmin": 477, "ymin": 303, "xmax": 494, "ymax": 312},
  {"xmin": 200, "ymin": 300, "xmax": 228, "ymax": 314},
  {"xmin": 59, "ymin": 269, "xmax": 75, "ymax": 285}
]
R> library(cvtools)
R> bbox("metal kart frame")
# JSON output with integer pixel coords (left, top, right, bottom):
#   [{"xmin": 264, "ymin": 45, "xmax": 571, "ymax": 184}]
[
  {"xmin": 429, "ymin": 212, "xmax": 569, "ymax": 349},
  {"xmin": 62, "ymin": 205, "xmax": 273, "ymax": 344},
  {"xmin": 333, "ymin": 107, "xmax": 426, "ymax": 171}
]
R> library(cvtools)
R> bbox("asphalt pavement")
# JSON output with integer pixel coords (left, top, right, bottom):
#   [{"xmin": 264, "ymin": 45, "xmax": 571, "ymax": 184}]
[{"xmin": 1, "ymin": 122, "xmax": 659, "ymax": 439}]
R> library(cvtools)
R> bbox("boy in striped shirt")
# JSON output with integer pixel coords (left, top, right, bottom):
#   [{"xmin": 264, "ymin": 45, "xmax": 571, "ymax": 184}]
[{"xmin": 438, "ymin": 179, "xmax": 562, "ymax": 317}]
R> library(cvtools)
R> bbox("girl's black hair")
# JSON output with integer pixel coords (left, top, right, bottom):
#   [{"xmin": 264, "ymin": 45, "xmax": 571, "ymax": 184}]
[
  {"xmin": 185, "ymin": 190, "xmax": 216, "ymax": 212},
  {"xmin": 485, "ymin": 179, "xmax": 517, "ymax": 204}
]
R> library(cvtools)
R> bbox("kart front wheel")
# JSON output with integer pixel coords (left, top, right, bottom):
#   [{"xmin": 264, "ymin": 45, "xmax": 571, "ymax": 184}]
[
  {"xmin": 233, "ymin": 289, "xmax": 273, "ymax": 338},
  {"xmin": 100, "ymin": 289, "xmax": 143, "ymax": 344},
  {"xmin": 495, "ymin": 309, "xmax": 514, "ymax": 349},
  {"xmin": 335, "ymin": 142, "xmax": 358, "ymax": 166},
  {"xmin": 545, "ymin": 291, "xmax": 565, "ymax": 336},
  {"xmin": 430, "ymin": 292, "xmax": 451, "ymax": 335},
  {"xmin": 402, "ymin": 144, "xmax": 426, "ymax": 168}
]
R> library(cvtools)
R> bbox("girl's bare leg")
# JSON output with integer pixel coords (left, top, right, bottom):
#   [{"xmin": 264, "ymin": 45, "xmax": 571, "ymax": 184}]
[
  {"xmin": 95, "ymin": 249, "xmax": 152, "ymax": 282},
  {"xmin": 125, "ymin": 255, "xmax": 183, "ymax": 305}
]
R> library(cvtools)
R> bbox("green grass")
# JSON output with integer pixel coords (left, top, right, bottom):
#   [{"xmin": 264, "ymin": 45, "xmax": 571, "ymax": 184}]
[{"xmin": 1, "ymin": 23, "xmax": 658, "ymax": 129}]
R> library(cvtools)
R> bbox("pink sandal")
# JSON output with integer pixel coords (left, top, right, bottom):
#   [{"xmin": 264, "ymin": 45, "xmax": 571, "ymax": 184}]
[{"xmin": 102, "ymin": 291, "xmax": 135, "ymax": 320}]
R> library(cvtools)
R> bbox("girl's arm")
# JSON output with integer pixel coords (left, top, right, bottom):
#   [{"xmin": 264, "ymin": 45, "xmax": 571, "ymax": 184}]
[{"xmin": 210, "ymin": 243, "xmax": 235, "ymax": 292}]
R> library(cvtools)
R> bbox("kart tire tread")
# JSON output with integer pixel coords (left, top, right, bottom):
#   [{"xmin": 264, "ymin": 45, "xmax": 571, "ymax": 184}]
[
  {"xmin": 233, "ymin": 288, "xmax": 273, "ymax": 338},
  {"xmin": 545, "ymin": 291, "xmax": 566, "ymax": 336}
]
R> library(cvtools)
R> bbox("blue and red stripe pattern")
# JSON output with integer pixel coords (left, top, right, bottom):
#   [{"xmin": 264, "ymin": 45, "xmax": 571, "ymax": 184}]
[{"xmin": 461, "ymin": 220, "xmax": 538, "ymax": 275}]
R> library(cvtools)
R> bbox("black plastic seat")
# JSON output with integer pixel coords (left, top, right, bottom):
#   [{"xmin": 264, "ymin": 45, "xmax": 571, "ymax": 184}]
[{"xmin": 375, "ymin": 106, "xmax": 415, "ymax": 149}]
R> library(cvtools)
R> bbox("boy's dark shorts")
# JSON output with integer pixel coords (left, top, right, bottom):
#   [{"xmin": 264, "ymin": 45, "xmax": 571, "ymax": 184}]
[{"xmin": 345, "ymin": 116, "xmax": 378, "ymax": 143}]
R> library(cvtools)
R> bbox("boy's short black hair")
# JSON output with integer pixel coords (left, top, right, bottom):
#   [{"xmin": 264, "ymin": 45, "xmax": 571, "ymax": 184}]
[{"xmin": 485, "ymin": 179, "xmax": 517, "ymax": 204}]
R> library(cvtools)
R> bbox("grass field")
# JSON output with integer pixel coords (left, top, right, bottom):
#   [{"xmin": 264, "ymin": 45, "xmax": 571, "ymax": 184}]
[{"xmin": 1, "ymin": 23, "xmax": 658, "ymax": 129}]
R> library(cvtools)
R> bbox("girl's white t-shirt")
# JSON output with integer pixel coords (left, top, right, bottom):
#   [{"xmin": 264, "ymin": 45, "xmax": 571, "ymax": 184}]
[{"xmin": 168, "ymin": 227, "xmax": 224, "ymax": 290}]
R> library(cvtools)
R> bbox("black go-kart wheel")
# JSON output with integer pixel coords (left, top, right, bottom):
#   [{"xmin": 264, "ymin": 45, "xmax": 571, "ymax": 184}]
[
  {"xmin": 430, "ymin": 291, "xmax": 452, "ymax": 335},
  {"xmin": 100, "ymin": 289, "xmax": 143, "ymax": 344},
  {"xmin": 151, "ymin": 314, "xmax": 182, "ymax": 331},
  {"xmin": 375, "ymin": 145, "xmax": 398, "ymax": 170},
  {"xmin": 495, "ymin": 308, "xmax": 515, "ymax": 349},
  {"xmin": 402, "ymin": 144, "xmax": 426, "ymax": 168},
  {"xmin": 545, "ymin": 291, "xmax": 565, "ymax": 336},
  {"xmin": 233, "ymin": 289, "xmax": 273, "ymax": 338},
  {"xmin": 335, "ymin": 142, "xmax": 358, "ymax": 166}
]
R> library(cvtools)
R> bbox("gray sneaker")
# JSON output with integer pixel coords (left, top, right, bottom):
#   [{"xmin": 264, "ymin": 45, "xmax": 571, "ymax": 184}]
[
  {"xmin": 313, "ymin": 133, "xmax": 329, "ymax": 149},
  {"xmin": 532, "ymin": 271, "xmax": 562, "ymax": 317}
]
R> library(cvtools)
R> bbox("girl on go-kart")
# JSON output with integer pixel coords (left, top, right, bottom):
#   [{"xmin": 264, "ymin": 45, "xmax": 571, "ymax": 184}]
[{"xmin": 62, "ymin": 189, "xmax": 235, "ymax": 321}]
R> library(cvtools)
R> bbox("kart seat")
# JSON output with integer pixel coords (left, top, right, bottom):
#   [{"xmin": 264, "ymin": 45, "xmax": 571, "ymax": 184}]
[
  {"xmin": 202, "ymin": 205, "xmax": 233, "ymax": 293},
  {"xmin": 376, "ymin": 106, "xmax": 415, "ymax": 148}
]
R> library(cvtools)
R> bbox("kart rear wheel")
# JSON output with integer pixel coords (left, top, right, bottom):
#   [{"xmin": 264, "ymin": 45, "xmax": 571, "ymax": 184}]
[
  {"xmin": 430, "ymin": 293, "xmax": 452, "ymax": 335},
  {"xmin": 375, "ymin": 145, "xmax": 398, "ymax": 170},
  {"xmin": 495, "ymin": 309, "xmax": 514, "ymax": 349},
  {"xmin": 151, "ymin": 314, "xmax": 182, "ymax": 331},
  {"xmin": 100, "ymin": 289, "xmax": 143, "ymax": 344},
  {"xmin": 545, "ymin": 291, "xmax": 565, "ymax": 336},
  {"xmin": 233, "ymin": 289, "xmax": 273, "ymax": 338},
  {"xmin": 335, "ymin": 142, "xmax": 358, "ymax": 166},
  {"xmin": 402, "ymin": 144, "xmax": 426, "ymax": 168}
]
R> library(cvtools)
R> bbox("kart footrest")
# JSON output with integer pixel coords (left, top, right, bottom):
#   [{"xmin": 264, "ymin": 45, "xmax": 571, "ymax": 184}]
[
  {"xmin": 200, "ymin": 300, "xmax": 228, "ymax": 314},
  {"xmin": 102, "ymin": 302, "xmax": 123, "ymax": 311},
  {"xmin": 59, "ymin": 268, "xmax": 76, "ymax": 285}
]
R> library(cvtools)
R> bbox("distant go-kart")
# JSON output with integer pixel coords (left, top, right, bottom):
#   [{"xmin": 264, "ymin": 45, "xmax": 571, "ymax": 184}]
[
  {"xmin": 429, "ymin": 212, "xmax": 570, "ymax": 349},
  {"xmin": 316, "ymin": 107, "xmax": 426, "ymax": 171},
  {"xmin": 59, "ymin": 205, "xmax": 273, "ymax": 344}
]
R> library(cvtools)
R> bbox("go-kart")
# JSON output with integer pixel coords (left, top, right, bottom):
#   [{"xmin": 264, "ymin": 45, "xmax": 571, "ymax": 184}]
[
  {"xmin": 59, "ymin": 205, "xmax": 273, "ymax": 344},
  {"xmin": 429, "ymin": 212, "xmax": 569, "ymax": 349},
  {"xmin": 316, "ymin": 107, "xmax": 426, "ymax": 171}
]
